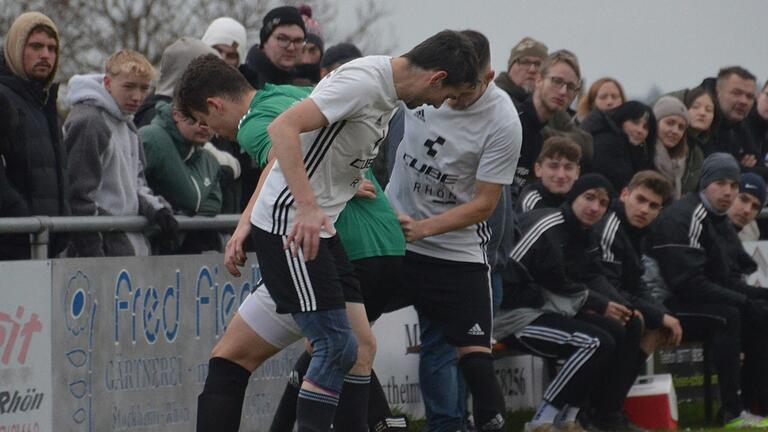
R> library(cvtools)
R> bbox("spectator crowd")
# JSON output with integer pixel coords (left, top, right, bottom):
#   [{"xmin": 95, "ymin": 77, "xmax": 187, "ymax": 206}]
[{"xmin": 2, "ymin": 5, "xmax": 768, "ymax": 432}]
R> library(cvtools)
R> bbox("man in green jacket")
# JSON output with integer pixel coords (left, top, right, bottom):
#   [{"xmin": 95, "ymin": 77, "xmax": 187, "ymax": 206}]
[{"xmin": 140, "ymin": 100, "xmax": 231, "ymax": 252}]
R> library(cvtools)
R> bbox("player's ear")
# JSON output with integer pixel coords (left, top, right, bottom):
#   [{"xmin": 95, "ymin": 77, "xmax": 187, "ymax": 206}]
[
  {"xmin": 485, "ymin": 69, "xmax": 495, "ymax": 83},
  {"xmin": 205, "ymin": 97, "xmax": 224, "ymax": 114},
  {"xmin": 428, "ymin": 70, "xmax": 448, "ymax": 87}
]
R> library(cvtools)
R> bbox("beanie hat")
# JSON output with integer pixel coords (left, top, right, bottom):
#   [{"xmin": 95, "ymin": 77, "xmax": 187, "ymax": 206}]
[
  {"xmin": 259, "ymin": 6, "xmax": 306, "ymax": 46},
  {"xmin": 653, "ymin": 95, "xmax": 689, "ymax": 125},
  {"xmin": 305, "ymin": 33, "xmax": 324, "ymax": 56},
  {"xmin": 565, "ymin": 173, "xmax": 615, "ymax": 204},
  {"xmin": 4, "ymin": 12, "xmax": 60, "ymax": 89},
  {"xmin": 320, "ymin": 43, "xmax": 362, "ymax": 69},
  {"xmin": 698, "ymin": 152, "xmax": 740, "ymax": 190},
  {"xmin": 506, "ymin": 37, "xmax": 548, "ymax": 71},
  {"xmin": 156, "ymin": 38, "xmax": 218, "ymax": 97},
  {"xmin": 202, "ymin": 17, "xmax": 247, "ymax": 66},
  {"xmin": 739, "ymin": 172, "xmax": 767, "ymax": 206}
]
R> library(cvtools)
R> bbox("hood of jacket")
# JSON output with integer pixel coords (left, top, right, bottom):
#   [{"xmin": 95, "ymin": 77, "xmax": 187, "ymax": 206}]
[
  {"xmin": 66, "ymin": 74, "xmax": 129, "ymax": 122},
  {"xmin": 201, "ymin": 18, "xmax": 247, "ymax": 65},
  {"xmin": 156, "ymin": 37, "xmax": 217, "ymax": 97},
  {"xmin": 3, "ymin": 12, "xmax": 60, "ymax": 89},
  {"xmin": 494, "ymin": 72, "xmax": 529, "ymax": 104},
  {"xmin": 580, "ymin": 108, "xmax": 622, "ymax": 136}
]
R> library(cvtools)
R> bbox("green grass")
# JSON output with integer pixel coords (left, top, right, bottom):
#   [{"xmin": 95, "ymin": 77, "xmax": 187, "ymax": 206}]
[{"xmin": 404, "ymin": 400, "xmax": 762, "ymax": 431}]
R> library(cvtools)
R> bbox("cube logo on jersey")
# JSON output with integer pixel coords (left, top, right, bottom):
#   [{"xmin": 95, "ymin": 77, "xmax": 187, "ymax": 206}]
[{"xmin": 424, "ymin": 136, "xmax": 445, "ymax": 157}]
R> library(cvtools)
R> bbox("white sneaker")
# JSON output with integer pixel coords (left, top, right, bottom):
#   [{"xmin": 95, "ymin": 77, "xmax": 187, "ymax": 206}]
[{"xmin": 524, "ymin": 421, "xmax": 558, "ymax": 432}]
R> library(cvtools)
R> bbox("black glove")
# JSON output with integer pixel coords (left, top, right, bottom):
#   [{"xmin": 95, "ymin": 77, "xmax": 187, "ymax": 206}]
[{"xmin": 154, "ymin": 208, "xmax": 179, "ymax": 234}]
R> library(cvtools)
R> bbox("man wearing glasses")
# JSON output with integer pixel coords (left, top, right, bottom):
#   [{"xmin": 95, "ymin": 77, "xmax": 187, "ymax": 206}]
[
  {"xmin": 240, "ymin": 6, "xmax": 307, "ymax": 90},
  {"xmin": 513, "ymin": 50, "xmax": 582, "ymax": 188},
  {"xmin": 495, "ymin": 37, "xmax": 548, "ymax": 104}
]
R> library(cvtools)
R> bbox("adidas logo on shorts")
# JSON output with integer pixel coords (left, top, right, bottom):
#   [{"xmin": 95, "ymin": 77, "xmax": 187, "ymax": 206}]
[{"xmin": 467, "ymin": 323, "xmax": 485, "ymax": 336}]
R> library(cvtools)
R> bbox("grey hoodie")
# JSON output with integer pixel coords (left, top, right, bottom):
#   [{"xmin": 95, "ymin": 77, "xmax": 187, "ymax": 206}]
[{"xmin": 64, "ymin": 74, "xmax": 168, "ymax": 256}]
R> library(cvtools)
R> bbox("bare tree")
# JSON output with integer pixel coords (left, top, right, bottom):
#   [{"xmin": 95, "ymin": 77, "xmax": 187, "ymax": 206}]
[{"xmin": 0, "ymin": 0, "xmax": 396, "ymax": 79}]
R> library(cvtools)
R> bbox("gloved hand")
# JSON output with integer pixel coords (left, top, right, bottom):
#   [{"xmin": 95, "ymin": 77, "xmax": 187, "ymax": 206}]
[{"xmin": 154, "ymin": 208, "xmax": 179, "ymax": 253}]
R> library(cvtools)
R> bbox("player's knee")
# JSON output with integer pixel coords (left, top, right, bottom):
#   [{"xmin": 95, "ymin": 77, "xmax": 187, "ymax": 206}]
[
  {"xmin": 355, "ymin": 333, "xmax": 377, "ymax": 367},
  {"xmin": 333, "ymin": 326, "xmax": 359, "ymax": 372}
]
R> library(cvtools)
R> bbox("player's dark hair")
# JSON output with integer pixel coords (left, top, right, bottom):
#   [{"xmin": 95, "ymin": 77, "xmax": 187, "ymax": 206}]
[
  {"xmin": 459, "ymin": 30, "xmax": 490, "ymax": 69},
  {"xmin": 402, "ymin": 30, "xmax": 479, "ymax": 86},
  {"xmin": 627, "ymin": 170, "xmax": 673, "ymax": 205},
  {"xmin": 174, "ymin": 54, "xmax": 253, "ymax": 118},
  {"xmin": 536, "ymin": 136, "xmax": 582, "ymax": 164}
]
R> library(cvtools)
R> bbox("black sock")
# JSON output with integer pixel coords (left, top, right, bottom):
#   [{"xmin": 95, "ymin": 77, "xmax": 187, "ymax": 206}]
[
  {"xmin": 459, "ymin": 352, "xmax": 506, "ymax": 431},
  {"xmin": 196, "ymin": 357, "xmax": 251, "ymax": 432},
  {"xmin": 367, "ymin": 370, "xmax": 396, "ymax": 429},
  {"xmin": 333, "ymin": 374, "xmax": 371, "ymax": 431},
  {"xmin": 296, "ymin": 387, "xmax": 339, "ymax": 432},
  {"xmin": 270, "ymin": 351, "xmax": 312, "ymax": 432}
]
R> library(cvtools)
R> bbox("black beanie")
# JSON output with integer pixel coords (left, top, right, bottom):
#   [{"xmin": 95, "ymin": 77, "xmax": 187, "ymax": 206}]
[
  {"xmin": 259, "ymin": 6, "xmax": 306, "ymax": 46},
  {"xmin": 565, "ymin": 173, "xmax": 615, "ymax": 205}
]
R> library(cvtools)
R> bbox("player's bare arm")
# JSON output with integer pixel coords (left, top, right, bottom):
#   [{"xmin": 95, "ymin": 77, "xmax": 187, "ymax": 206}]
[
  {"xmin": 397, "ymin": 180, "xmax": 502, "ymax": 242},
  {"xmin": 267, "ymin": 98, "xmax": 335, "ymax": 260}
]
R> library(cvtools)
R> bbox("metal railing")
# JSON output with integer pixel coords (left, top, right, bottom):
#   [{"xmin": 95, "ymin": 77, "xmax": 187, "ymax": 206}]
[{"xmin": 0, "ymin": 214, "xmax": 240, "ymax": 259}]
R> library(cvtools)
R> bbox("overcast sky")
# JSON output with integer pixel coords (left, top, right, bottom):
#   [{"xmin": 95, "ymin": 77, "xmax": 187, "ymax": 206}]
[{"xmin": 367, "ymin": 0, "xmax": 767, "ymax": 100}]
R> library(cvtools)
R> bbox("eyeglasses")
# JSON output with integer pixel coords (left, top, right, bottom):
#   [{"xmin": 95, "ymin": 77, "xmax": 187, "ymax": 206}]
[
  {"xmin": 274, "ymin": 34, "xmax": 306, "ymax": 49},
  {"xmin": 547, "ymin": 76, "xmax": 581, "ymax": 94},
  {"xmin": 516, "ymin": 58, "xmax": 542, "ymax": 70}
]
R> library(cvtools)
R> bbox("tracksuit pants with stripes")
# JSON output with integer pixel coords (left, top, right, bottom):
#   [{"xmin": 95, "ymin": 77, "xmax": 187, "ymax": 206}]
[{"xmin": 502, "ymin": 313, "xmax": 615, "ymax": 408}]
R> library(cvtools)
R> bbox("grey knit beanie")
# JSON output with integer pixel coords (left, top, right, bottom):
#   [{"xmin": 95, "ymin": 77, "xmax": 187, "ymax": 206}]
[
  {"xmin": 698, "ymin": 152, "xmax": 740, "ymax": 190},
  {"xmin": 653, "ymin": 95, "xmax": 689, "ymax": 125}
]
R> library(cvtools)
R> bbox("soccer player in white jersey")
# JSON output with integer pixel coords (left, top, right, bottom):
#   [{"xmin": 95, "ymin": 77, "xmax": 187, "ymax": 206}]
[
  {"xmin": 176, "ymin": 31, "xmax": 480, "ymax": 432},
  {"xmin": 385, "ymin": 30, "xmax": 522, "ymax": 432}
]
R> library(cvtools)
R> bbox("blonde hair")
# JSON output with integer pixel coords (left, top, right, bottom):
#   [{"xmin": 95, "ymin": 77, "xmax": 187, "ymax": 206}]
[
  {"xmin": 105, "ymin": 49, "xmax": 156, "ymax": 79},
  {"xmin": 577, "ymin": 77, "xmax": 625, "ymax": 119}
]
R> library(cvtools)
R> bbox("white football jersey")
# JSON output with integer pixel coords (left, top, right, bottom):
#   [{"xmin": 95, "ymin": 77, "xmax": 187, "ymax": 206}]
[
  {"xmin": 251, "ymin": 56, "xmax": 398, "ymax": 237},
  {"xmin": 386, "ymin": 82, "xmax": 522, "ymax": 263}
]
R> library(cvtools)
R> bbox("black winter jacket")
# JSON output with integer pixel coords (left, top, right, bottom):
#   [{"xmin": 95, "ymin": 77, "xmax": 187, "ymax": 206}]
[
  {"xmin": 501, "ymin": 206, "xmax": 613, "ymax": 313},
  {"xmin": 648, "ymin": 192, "xmax": 768, "ymax": 308},
  {"xmin": 581, "ymin": 109, "xmax": 653, "ymax": 192},
  {"xmin": 516, "ymin": 180, "xmax": 565, "ymax": 215},
  {"xmin": 594, "ymin": 203, "xmax": 666, "ymax": 329},
  {"xmin": 239, "ymin": 47, "xmax": 297, "ymax": 90},
  {"xmin": 0, "ymin": 51, "xmax": 69, "ymax": 259},
  {"xmin": 512, "ymin": 97, "xmax": 546, "ymax": 187}
]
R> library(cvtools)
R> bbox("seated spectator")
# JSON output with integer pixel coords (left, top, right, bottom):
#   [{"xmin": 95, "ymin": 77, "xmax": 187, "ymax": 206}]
[
  {"xmin": 64, "ymin": 49, "xmax": 177, "ymax": 257},
  {"xmin": 0, "ymin": 12, "xmax": 69, "ymax": 260},
  {"xmin": 683, "ymin": 86, "xmax": 718, "ymax": 158},
  {"xmin": 239, "ymin": 6, "xmax": 306, "ymax": 89},
  {"xmin": 134, "ymin": 37, "xmax": 217, "ymax": 128},
  {"xmin": 496, "ymin": 174, "xmax": 641, "ymax": 432},
  {"xmin": 576, "ymin": 77, "xmax": 626, "ymax": 122},
  {"xmin": 652, "ymin": 96, "xmax": 703, "ymax": 199},
  {"xmin": 647, "ymin": 153, "xmax": 768, "ymax": 426},
  {"xmin": 517, "ymin": 136, "xmax": 581, "ymax": 214},
  {"xmin": 584, "ymin": 101, "xmax": 656, "ymax": 191},
  {"xmin": 729, "ymin": 172, "xmax": 765, "ymax": 241},
  {"xmin": 495, "ymin": 36, "xmax": 548, "ymax": 104},
  {"xmin": 140, "ymin": 101, "xmax": 236, "ymax": 252},
  {"xmin": 202, "ymin": 17, "xmax": 247, "ymax": 68},
  {"xmin": 594, "ymin": 170, "xmax": 682, "ymax": 357}
]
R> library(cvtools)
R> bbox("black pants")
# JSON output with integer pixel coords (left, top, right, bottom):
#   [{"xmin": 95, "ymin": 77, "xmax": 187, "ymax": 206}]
[
  {"xmin": 669, "ymin": 302, "xmax": 743, "ymax": 417},
  {"xmin": 577, "ymin": 312, "xmax": 645, "ymax": 420},
  {"xmin": 741, "ymin": 309, "xmax": 768, "ymax": 415},
  {"xmin": 502, "ymin": 313, "xmax": 615, "ymax": 408}
]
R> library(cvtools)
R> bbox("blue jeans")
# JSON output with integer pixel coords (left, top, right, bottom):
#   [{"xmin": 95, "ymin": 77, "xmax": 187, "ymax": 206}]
[
  {"xmin": 293, "ymin": 308, "xmax": 358, "ymax": 394},
  {"xmin": 417, "ymin": 311, "xmax": 469, "ymax": 432}
]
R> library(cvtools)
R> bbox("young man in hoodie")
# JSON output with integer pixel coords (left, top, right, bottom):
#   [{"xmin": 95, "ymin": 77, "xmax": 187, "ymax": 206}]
[
  {"xmin": 64, "ymin": 49, "xmax": 177, "ymax": 257},
  {"xmin": 0, "ymin": 12, "xmax": 69, "ymax": 259},
  {"xmin": 647, "ymin": 153, "xmax": 768, "ymax": 426}
]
